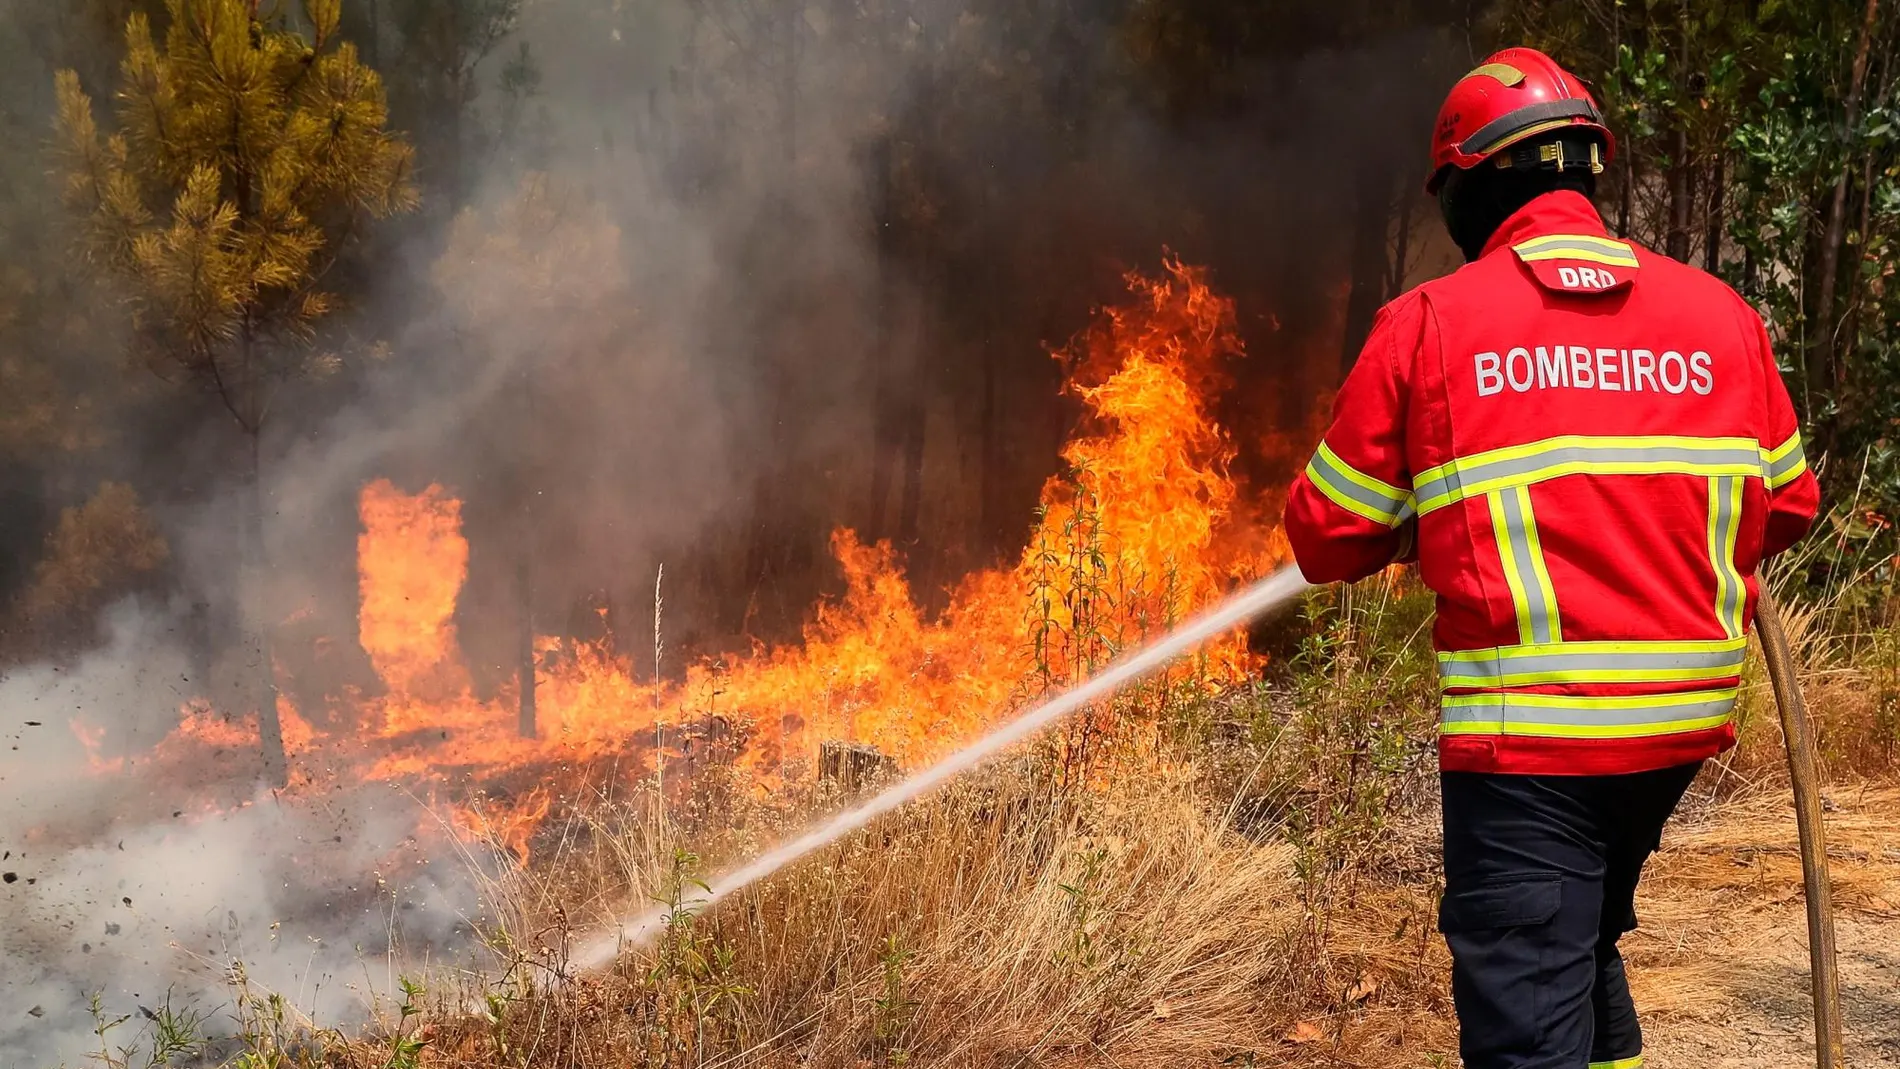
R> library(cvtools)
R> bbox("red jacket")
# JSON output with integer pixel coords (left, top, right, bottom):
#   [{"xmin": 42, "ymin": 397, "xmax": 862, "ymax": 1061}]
[{"xmin": 1286, "ymin": 192, "xmax": 1820, "ymax": 775}]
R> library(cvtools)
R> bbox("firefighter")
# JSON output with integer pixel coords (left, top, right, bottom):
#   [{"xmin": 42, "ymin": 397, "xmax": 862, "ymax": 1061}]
[{"xmin": 1284, "ymin": 48, "xmax": 1820, "ymax": 1069}]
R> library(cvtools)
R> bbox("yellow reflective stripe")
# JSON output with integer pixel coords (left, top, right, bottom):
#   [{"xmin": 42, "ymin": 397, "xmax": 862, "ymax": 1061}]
[
  {"xmin": 1589, "ymin": 1057, "xmax": 1644, "ymax": 1069},
  {"xmin": 1441, "ymin": 688, "xmax": 1739, "ymax": 738},
  {"xmin": 1519, "ymin": 247, "xmax": 1642, "ymax": 268},
  {"xmin": 1305, "ymin": 442, "xmax": 1413, "ymax": 526},
  {"xmin": 1764, "ymin": 431, "xmax": 1808, "ymax": 490},
  {"xmin": 1489, "ymin": 487, "xmax": 1559, "ymax": 645},
  {"xmin": 1440, "ymin": 637, "xmax": 1748, "ymax": 662},
  {"xmin": 1438, "ymin": 638, "xmax": 1748, "ymax": 689},
  {"xmin": 1414, "ymin": 435, "xmax": 1766, "ymax": 515},
  {"xmin": 1765, "ymin": 432, "xmax": 1802, "ymax": 464},
  {"xmin": 1710, "ymin": 476, "xmax": 1746, "ymax": 639},
  {"xmin": 1513, "ymin": 235, "xmax": 1641, "ymax": 269}
]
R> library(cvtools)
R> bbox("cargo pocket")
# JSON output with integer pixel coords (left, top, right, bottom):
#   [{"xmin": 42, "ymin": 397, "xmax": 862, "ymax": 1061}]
[
  {"xmin": 1438, "ymin": 873, "xmax": 1562, "ymax": 932},
  {"xmin": 1437, "ymin": 875, "xmax": 1564, "ymax": 1058}
]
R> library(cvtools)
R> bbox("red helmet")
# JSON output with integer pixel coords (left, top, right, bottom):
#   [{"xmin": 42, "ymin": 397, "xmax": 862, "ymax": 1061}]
[{"xmin": 1426, "ymin": 48, "xmax": 1615, "ymax": 194}]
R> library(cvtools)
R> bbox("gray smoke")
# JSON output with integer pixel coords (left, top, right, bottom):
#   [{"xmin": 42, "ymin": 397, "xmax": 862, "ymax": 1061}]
[{"xmin": 0, "ymin": 603, "xmax": 487, "ymax": 1066}]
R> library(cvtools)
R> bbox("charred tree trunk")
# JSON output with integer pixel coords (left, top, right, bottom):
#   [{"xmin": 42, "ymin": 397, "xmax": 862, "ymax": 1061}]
[
  {"xmin": 366, "ymin": 0, "xmax": 380, "ymax": 69},
  {"xmin": 1340, "ymin": 156, "xmax": 1396, "ymax": 377},
  {"xmin": 895, "ymin": 300, "xmax": 928, "ymax": 548},
  {"xmin": 1809, "ymin": 0, "xmax": 1883, "ymax": 416},
  {"xmin": 978, "ymin": 246, "xmax": 1004, "ymax": 557},
  {"xmin": 239, "ymin": 323, "xmax": 286, "ymax": 787},
  {"xmin": 1386, "ymin": 189, "xmax": 1415, "ymax": 300},
  {"xmin": 517, "ymin": 374, "xmax": 537, "ymax": 739},
  {"xmin": 737, "ymin": 3, "xmax": 807, "ymax": 632},
  {"xmin": 895, "ymin": 63, "xmax": 941, "ymax": 551},
  {"xmin": 866, "ymin": 134, "xmax": 898, "ymax": 540}
]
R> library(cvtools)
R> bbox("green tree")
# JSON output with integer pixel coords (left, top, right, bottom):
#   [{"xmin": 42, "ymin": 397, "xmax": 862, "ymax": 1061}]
[
  {"xmin": 53, "ymin": 0, "xmax": 416, "ymax": 782},
  {"xmin": 1503, "ymin": 0, "xmax": 1900, "ymax": 593}
]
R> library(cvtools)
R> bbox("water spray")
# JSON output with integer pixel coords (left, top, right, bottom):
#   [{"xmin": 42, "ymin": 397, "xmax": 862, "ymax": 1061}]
[{"xmin": 569, "ymin": 565, "xmax": 1312, "ymax": 972}]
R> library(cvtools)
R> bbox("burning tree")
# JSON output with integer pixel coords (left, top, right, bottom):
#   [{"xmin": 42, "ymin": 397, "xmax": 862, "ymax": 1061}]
[
  {"xmin": 433, "ymin": 172, "xmax": 626, "ymax": 739},
  {"xmin": 52, "ymin": 0, "xmax": 416, "ymax": 783}
]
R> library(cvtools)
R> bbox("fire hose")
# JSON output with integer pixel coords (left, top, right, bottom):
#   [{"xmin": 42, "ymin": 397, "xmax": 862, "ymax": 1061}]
[
  {"xmin": 1755, "ymin": 589, "xmax": 1846, "ymax": 1069},
  {"xmin": 564, "ymin": 573, "xmax": 1847, "ymax": 1069}
]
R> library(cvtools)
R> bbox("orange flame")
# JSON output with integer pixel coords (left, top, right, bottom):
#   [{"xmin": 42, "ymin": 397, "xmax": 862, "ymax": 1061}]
[{"xmin": 95, "ymin": 259, "xmax": 1292, "ymax": 861}]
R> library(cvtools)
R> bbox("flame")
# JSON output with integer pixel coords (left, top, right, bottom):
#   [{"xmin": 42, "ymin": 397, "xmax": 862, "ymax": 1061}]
[
  {"xmin": 358, "ymin": 482, "xmax": 471, "ymax": 707},
  {"xmin": 90, "ymin": 259, "xmax": 1294, "ymax": 861}
]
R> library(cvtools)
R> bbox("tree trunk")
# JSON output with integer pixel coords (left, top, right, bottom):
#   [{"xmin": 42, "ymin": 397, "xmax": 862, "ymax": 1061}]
[
  {"xmin": 895, "ymin": 306, "xmax": 928, "ymax": 548},
  {"xmin": 1340, "ymin": 156, "xmax": 1395, "ymax": 376},
  {"xmin": 1665, "ymin": 125, "xmax": 1694, "ymax": 262},
  {"xmin": 366, "ymin": 0, "xmax": 380, "ymax": 69},
  {"xmin": 865, "ymin": 134, "xmax": 898, "ymax": 540},
  {"xmin": 1386, "ymin": 189, "xmax": 1414, "ymax": 299},
  {"xmin": 1619, "ymin": 152, "xmax": 1636, "ymax": 239},
  {"xmin": 1808, "ymin": 0, "xmax": 1882, "ymax": 408},
  {"xmin": 977, "ymin": 253, "xmax": 1004, "ymax": 557},
  {"xmin": 516, "ymin": 374, "xmax": 537, "ymax": 739},
  {"xmin": 1704, "ymin": 156, "xmax": 1726, "ymax": 275},
  {"xmin": 243, "ymin": 422, "xmax": 287, "ymax": 787}
]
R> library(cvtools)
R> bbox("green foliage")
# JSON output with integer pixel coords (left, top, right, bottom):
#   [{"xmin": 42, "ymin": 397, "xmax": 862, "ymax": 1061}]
[
  {"xmin": 52, "ymin": 0, "xmax": 416, "ymax": 434},
  {"xmin": 641, "ymin": 847, "xmax": 750, "ymax": 1066},
  {"xmin": 1504, "ymin": 1, "xmax": 1900, "ymax": 595},
  {"xmin": 85, "ymin": 989, "xmax": 207, "ymax": 1069},
  {"xmin": 872, "ymin": 932, "xmax": 919, "ymax": 1059},
  {"xmin": 380, "ymin": 977, "xmax": 429, "ymax": 1069},
  {"xmin": 1728, "ymin": 32, "xmax": 1900, "ymax": 595},
  {"xmin": 1237, "ymin": 574, "xmax": 1438, "ymax": 899}
]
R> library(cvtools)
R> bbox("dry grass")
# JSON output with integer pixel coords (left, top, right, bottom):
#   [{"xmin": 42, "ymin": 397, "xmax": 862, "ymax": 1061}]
[
  {"xmin": 353, "ymin": 742, "xmax": 1457, "ymax": 1069},
  {"xmin": 81, "ymin": 571, "xmax": 1900, "ymax": 1069}
]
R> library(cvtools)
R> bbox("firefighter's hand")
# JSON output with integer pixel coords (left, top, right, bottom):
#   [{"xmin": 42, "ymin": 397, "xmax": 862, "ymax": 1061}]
[{"xmin": 1392, "ymin": 517, "xmax": 1419, "ymax": 565}]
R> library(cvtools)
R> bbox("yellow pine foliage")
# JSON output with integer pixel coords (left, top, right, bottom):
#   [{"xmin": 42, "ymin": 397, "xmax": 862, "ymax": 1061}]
[{"xmin": 52, "ymin": 0, "xmax": 416, "ymax": 419}]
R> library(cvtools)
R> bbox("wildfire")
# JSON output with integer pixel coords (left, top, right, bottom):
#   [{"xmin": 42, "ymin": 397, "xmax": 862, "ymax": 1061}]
[
  {"xmin": 89, "ymin": 259, "xmax": 1297, "ymax": 860},
  {"xmin": 358, "ymin": 482, "xmax": 471, "ymax": 708}
]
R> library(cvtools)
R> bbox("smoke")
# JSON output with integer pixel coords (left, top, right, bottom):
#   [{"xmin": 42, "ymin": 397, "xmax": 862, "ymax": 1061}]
[
  {"xmin": 0, "ymin": 1, "xmax": 1472, "ymax": 1062},
  {"xmin": 0, "ymin": 602, "xmax": 486, "ymax": 1065}
]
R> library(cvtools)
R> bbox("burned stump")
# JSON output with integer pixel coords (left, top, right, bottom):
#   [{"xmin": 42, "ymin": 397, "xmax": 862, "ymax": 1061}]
[{"xmin": 818, "ymin": 741, "xmax": 897, "ymax": 793}]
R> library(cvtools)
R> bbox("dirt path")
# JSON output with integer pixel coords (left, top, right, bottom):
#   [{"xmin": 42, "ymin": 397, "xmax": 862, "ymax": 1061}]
[{"xmin": 1631, "ymin": 786, "xmax": 1900, "ymax": 1068}]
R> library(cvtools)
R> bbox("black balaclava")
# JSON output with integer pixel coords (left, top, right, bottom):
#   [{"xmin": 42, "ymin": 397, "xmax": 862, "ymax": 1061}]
[{"xmin": 1438, "ymin": 135, "xmax": 1600, "ymax": 262}]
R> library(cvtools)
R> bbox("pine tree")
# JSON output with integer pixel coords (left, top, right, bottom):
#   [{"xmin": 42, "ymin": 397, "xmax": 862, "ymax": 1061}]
[{"xmin": 53, "ymin": 0, "xmax": 416, "ymax": 784}]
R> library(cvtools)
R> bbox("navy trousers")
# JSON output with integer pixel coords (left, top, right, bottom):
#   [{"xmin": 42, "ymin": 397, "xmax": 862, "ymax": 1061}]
[{"xmin": 1438, "ymin": 761, "xmax": 1702, "ymax": 1069}]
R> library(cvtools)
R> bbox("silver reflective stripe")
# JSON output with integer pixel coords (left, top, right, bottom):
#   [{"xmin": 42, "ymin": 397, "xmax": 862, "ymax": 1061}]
[
  {"xmin": 1441, "ymin": 691, "xmax": 1739, "ymax": 732},
  {"xmin": 1765, "ymin": 437, "xmax": 1807, "ymax": 488},
  {"xmin": 1439, "ymin": 645, "xmax": 1747, "ymax": 686},
  {"xmin": 1492, "ymin": 486, "xmax": 1558, "ymax": 645},
  {"xmin": 1416, "ymin": 443, "xmax": 1763, "ymax": 511},
  {"xmin": 1306, "ymin": 444, "xmax": 1410, "ymax": 526},
  {"xmin": 1711, "ymin": 476, "xmax": 1746, "ymax": 639}
]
